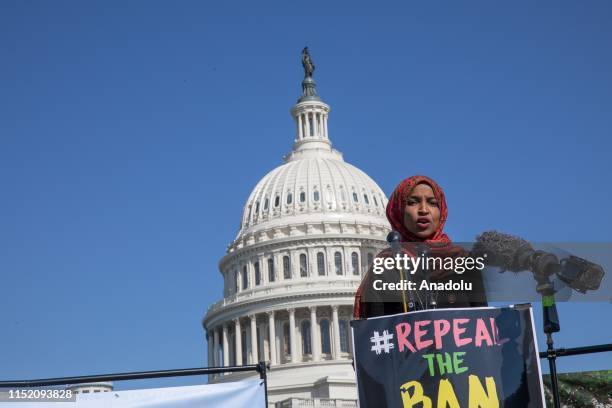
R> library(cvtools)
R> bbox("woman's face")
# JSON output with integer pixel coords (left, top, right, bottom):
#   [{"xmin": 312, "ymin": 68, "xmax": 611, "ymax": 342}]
[{"xmin": 403, "ymin": 183, "xmax": 441, "ymax": 239}]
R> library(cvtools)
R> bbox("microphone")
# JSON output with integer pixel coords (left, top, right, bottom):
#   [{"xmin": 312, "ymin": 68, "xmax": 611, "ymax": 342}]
[
  {"xmin": 473, "ymin": 231, "xmax": 604, "ymax": 293},
  {"xmin": 386, "ymin": 230, "xmax": 402, "ymax": 252},
  {"xmin": 386, "ymin": 231, "xmax": 417, "ymax": 311}
]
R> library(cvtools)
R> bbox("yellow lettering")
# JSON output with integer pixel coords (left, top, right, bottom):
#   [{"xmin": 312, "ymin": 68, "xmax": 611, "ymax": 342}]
[
  {"xmin": 437, "ymin": 379, "xmax": 460, "ymax": 408},
  {"xmin": 400, "ymin": 380, "xmax": 432, "ymax": 408},
  {"xmin": 468, "ymin": 375, "xmax": 499, "ymax": 408}
]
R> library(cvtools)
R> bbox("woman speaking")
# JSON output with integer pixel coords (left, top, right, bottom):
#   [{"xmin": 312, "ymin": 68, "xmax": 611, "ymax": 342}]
[{"xmin": 353, "ymin": 175, "xmax": 487, "ymax": 319}]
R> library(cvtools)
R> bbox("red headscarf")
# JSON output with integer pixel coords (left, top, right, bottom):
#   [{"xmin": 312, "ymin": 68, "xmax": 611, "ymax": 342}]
[
  {"xmin": 385, "ymin": 175, "xmax": 450, "ymax": 243},
  {"xmin": 353, "ymin": 175, "xmax": 461, "ymax": 318}
]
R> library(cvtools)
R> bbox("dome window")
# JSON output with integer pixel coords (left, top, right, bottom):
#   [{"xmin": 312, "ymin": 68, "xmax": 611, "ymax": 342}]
[
  {"xmin": 299, "ymin": 191, "xmax": 306, "ymax": 203},
  {"xmin": 351, "ymin": 252, "xmax": 360, "ymax": 275},
  {"xmin": 352, "ymin": 192, "xmax": 359, "ymax": 203},
  {"xmin": 299, "ymin": 253, "xmax": 308, "ymax": 277},
  {"xmin": 363, "ymin": 194, "xmax": 370, "ymax": 205},
  {"xmin": 241, "ymin": 330, "xmax": 248, "ymax": 363},
  {"xmin": 230, "ymin": 334, "xmax": 236, "ymax": 365},
  {"xmin": 313, "ymin": 190, "xmax": 320, "ymax": 202},
  {"xmin": 274, "ymin": 195, "xmax": 280, "ymax": 207},
  {"xmin": 268, "ymin": 257, "xmax": 275, "ymax": 282},
  {"xmin": 286, "ymin": 193, "xmax": 293, "ymax": 205},
  {"xmin": 317, "ymin": 252, "xmax": 326, "ymax": 276},
  {"xmin": 242, "ymin": 265, "xmax": 248, "ymax": 290},
  {"xmin": 283, "ymin": 322, "xmax": 291, "ymax": 356},
  {"xmin": 373, "ymin": 195, "xmax": 378, "ymax": 206},
  {"xmin": 320, "ymin": 319, "xmax": 331, "ymax": 354},
  {"xmin": 308, "ymin": 113, "xmax": 314, "ymax": 136},
  {"xmin": 234, "ymin": 269, "xmax": 239, "ymax": 293},
  {"xmin": 334, "ymin": 252, "xmax": 343, "ymax": 275},
  {"xmin": 339, "ymin": 319, "xmax": 349, "ymax": 353},
  {"xmin": 254, "ymin": 261, "xmax": 261, "ymax": 285},
  {"xmin": 283, "ymin": 256, "xmax": 291, "ymax": 279},
  {"xmin": 255, "ymin": 201, "xmax": 260, "ymax": 213},
  {"xmin": 301, "ymin": 320, "xmax": 312, "ymax": 355},
  {"xmin": 264, "ymin": 198, "xmax": 269, "ymax": 210},
  {"xmin": 257, "ymin": 327, "xmax": 264, "ymax": 359}
]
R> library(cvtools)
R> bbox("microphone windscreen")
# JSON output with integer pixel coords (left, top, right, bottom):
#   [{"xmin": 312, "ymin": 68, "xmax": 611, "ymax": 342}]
[
  {"xmin": 473, "ymin": 230, "xmax": 533, "ymax": 271},
  {"xmin": 387, "ymin": 230, "xmax": 401, "ymax": 244}
]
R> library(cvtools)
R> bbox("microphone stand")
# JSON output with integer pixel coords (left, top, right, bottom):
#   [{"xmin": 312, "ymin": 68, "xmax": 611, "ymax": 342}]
[
  {"xmin": 535, "ymin": 275, "xmax": 561, "ymax": 408},
  {"xmin": 416, "ymin": 243, "xmax": 435, "ymax": 309},
  {"xmin": 387, "ymin": 231, "xmax": 409, "ymax": 312},
  {"xmin": 387, "ymin": 231, "xmax": 420, "ymax": 313}
]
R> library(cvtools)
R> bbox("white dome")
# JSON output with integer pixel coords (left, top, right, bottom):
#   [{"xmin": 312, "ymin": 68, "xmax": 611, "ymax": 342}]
[
  {"xmin": 239, "ymin": 152, "xmax": 388, "ymax": 237},
  {"xmin": 205, "ymin": 59, "xmax": 391, "ymax": 406},
  {"xmin": 233, "ymin": 94, "xmax": 389, "ymax": 242}
]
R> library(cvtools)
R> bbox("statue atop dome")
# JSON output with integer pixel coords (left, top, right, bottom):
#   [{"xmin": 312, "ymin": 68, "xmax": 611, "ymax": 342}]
[
  {"xmin": 302, "ymin": 47, "xmax": 315, "ymax": 78},
  {"xmin": 299, "ymin": 47, "xmax": 320, "ymax": 102}
]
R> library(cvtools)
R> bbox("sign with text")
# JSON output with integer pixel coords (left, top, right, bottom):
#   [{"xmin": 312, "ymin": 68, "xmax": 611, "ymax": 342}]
[{"xmin": 351, "ymin": 305, "xmax": 545, "ymax": 408}]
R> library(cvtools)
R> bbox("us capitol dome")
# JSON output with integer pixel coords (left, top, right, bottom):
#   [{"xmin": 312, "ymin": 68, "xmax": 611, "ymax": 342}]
[{"xmin": 202, "ymin": 49, "xmax": 390, "ymax": 407}]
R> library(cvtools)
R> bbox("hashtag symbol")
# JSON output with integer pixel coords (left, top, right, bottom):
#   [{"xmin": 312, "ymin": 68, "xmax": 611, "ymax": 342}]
[{"xmin": 370, "ymin": 330, "xmax": 394, "ymax": 355}]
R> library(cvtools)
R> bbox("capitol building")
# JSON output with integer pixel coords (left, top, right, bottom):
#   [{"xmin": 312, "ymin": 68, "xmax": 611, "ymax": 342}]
[{"xmin": 202, "ymin": 51, "xmax": 391, "ymax": 407}]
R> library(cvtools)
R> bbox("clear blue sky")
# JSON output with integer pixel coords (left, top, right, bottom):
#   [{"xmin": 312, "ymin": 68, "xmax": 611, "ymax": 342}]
[{"xmin": 1, "ymin": 0, "xmax": 610, "ymax": 390}]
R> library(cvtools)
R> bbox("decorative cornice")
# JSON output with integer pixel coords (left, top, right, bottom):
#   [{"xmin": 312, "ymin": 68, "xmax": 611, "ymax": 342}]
[
  {"xmin": 208, "ymin": 279, "xmax": 360, "ymax": 312},
  {"xmin": 220, "ymin": 232, "xmax": 387, "ymax": 270},
  {"xmin": 203, "ymin": 291, "xmax": 356, "ymax": 328}
]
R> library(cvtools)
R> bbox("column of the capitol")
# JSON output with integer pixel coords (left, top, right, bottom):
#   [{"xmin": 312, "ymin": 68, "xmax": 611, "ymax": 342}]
[
  {"xmin": 289, "ymin": 308, "xmax": 297, "ymax": 363},
  {"xmin": 323, "ymin": 114, "xmax": 328, "ymax": 138},
  {"xmin": 310, "ymin": 306, "xmax": 320, "ymax": 361},
  {"xmin": 213, "ymin": 328, "xmax": 219, "ymax": 365},
  {"xmin": 332, "ymin": 305, "xmax": 341, "ymax": 360},
  {"xmin": 235, "ymin": 319, "xmax": 242, "ymax": 365},
  {"xmin": 268, "ymin": 311, "xmax": 277, "ymax": 365},
  {"xmin": 222, "ymin": 324, "xmax": 229, "ymax": 366},
  {"xmin": 250, "ymin": 314, "xmax": 258, "ymax": 363},
  {"xmin": 207, "ymin": 332, "xmax": 213, "ymax": 366}
]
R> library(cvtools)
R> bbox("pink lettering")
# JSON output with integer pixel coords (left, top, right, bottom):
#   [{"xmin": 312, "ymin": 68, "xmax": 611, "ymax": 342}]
[
  {"xmin": 414, "ymin": 320, "xmax": 433, "ymax": 349},
  {"xmin": 395, "ymin": 323, "xmax": 416, "ymax": 352},
  {"xmin": 433, "ymin": 319, "xmax": 451, "ymax": 349},
  {"xmin": 453, "ymin": 318, "xmax": 472, "ymax": 347},
  {"xmin": 475, "ymin": 318, "xmax": 494, "ymax": 347}
]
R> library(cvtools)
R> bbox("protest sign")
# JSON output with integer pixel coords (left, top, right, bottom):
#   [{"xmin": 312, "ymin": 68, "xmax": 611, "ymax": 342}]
[{"xmin": 351, "ymin": 305, "xmax": 545, "ymax": 407}]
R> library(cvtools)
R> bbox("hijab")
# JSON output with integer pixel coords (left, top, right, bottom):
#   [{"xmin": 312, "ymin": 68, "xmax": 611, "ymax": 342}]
[
  {"xmin": 353, "ymin": 175, "xmax": 464, "ymax": 318},
  {"xmin": 385, "ymin": 175, "xmax": 450, "ymax": 243}
]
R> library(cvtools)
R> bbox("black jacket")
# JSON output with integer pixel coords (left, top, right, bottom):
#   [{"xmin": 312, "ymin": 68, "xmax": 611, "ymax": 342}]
[{"xmin": 355, "ymin": 260, "xmax": 488, "ymax": 319}]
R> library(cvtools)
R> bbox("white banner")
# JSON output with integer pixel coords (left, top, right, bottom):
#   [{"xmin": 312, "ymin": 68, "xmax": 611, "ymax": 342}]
[{"xmin": 1, "ymin": 379, "xmax": 265, "ymax": 408}]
